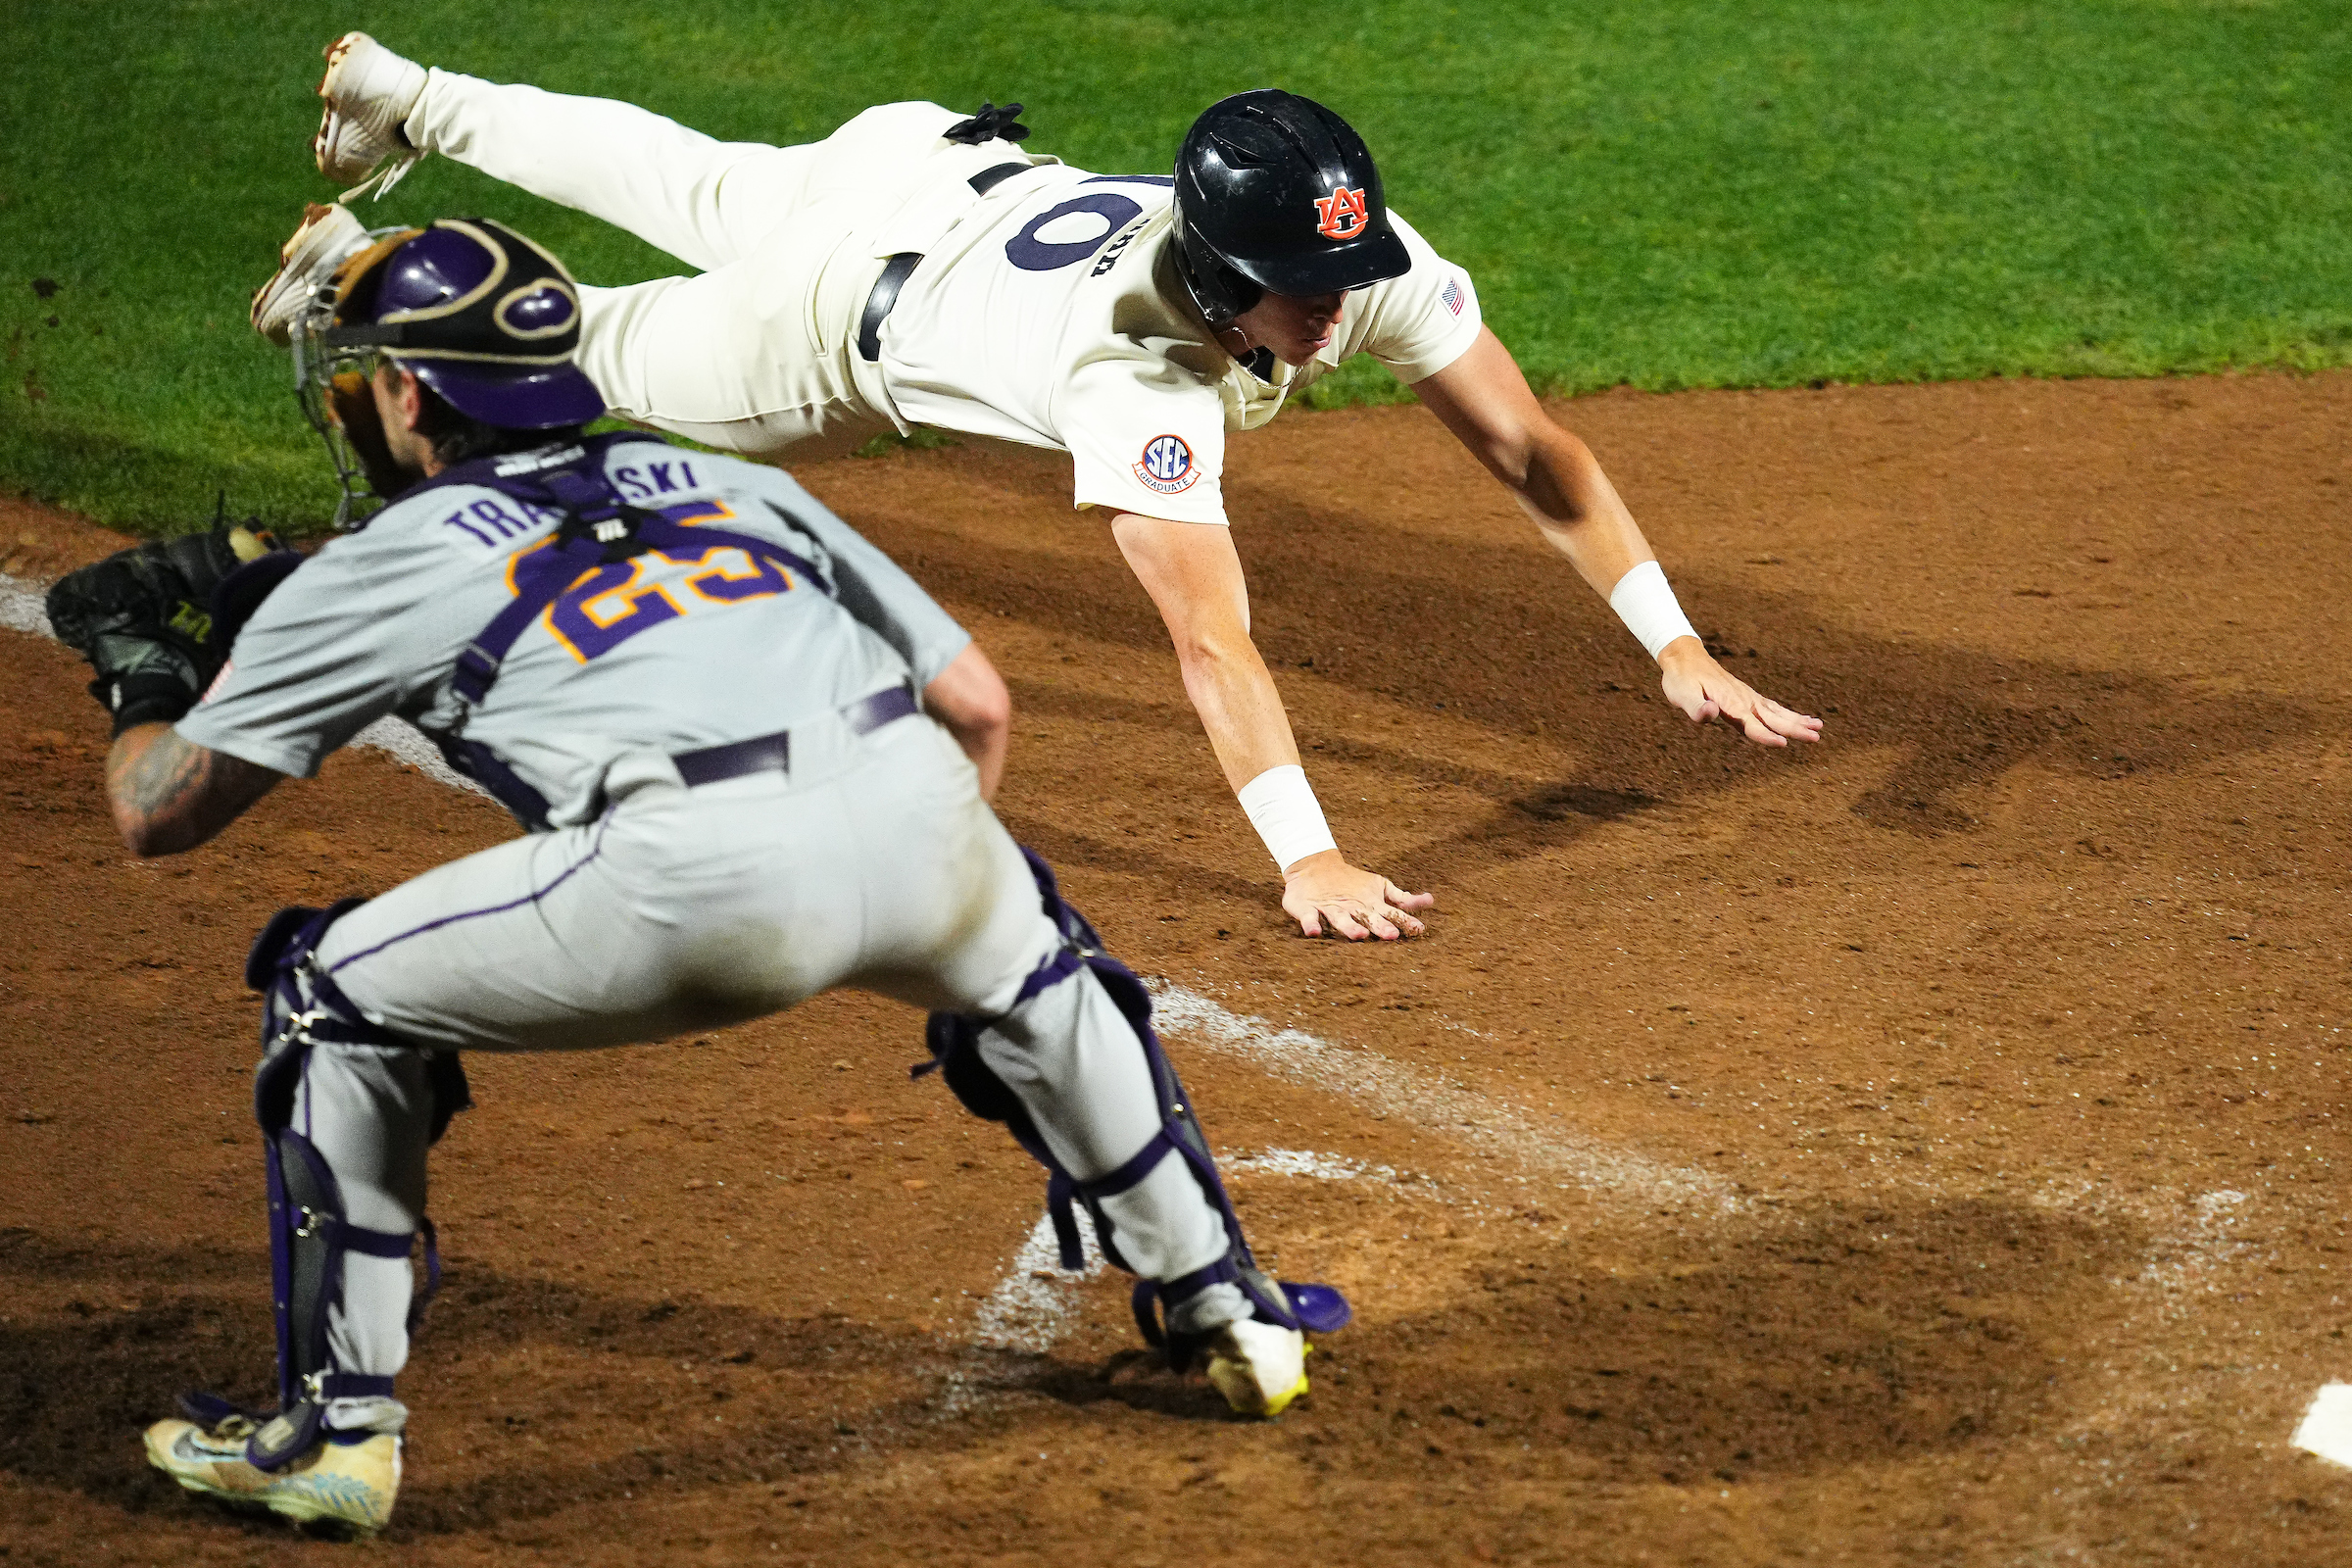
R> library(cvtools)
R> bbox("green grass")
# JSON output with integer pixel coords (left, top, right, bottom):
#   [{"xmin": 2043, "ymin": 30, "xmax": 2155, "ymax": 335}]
[{"xmin": 4, "ymin": 0, "xmax": 2350, "ymax": 531}]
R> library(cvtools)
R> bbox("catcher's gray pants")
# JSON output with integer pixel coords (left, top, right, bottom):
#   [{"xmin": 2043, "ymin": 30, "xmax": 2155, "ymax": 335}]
[{"xmin": 295, "ymin": 716, "xmax": 1229, "ymax": 1434}]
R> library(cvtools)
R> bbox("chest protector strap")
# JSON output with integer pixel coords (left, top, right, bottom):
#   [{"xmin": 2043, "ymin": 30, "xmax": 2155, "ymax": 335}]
[{"xmin": 411, "ymin": 437, "xmax": 835, "ymax": 828}]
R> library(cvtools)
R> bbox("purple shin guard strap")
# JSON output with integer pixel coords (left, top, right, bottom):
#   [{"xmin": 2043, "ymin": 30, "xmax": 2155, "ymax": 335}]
[
  {"xmin": 1132, "ymin": 1278, "xmax": 1166, "ymax": 1348},
  {"xmin": 317, "ymin": 1374, "xmax": 397, "ymax": 1400},
  {"xmin": 1075, "ymin": 1129, "xmax": 1177, "ymax": 1200},
  {"xmin": 1045, "ymin": 1171, "xmax": 1086, "ymax": 1270},
  {"xmin": 1158, "ymin": 1257, "xmax": 1242, "ymax": 1311},
  {"xmin": 1010, "ymin": 948, "xmax": 1084, "ymax": 1009},
  {"xmin": 412, "ymin": 1215, "xmax": 441, "ymax": 1331},
  {"xmin": 263, "ymin": 1137, "xmax": 299, "ymax": 1411},
  {"xmin": 246, "ymin": 1398, "xmax": 324, "ymax": 1471},
  {"xmin": 338, "ymin": 1222, "xmax": 416, "ymax": 1259}
]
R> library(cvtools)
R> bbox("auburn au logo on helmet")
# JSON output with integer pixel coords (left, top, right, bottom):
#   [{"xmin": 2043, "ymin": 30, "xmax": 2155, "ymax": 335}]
[{"xmin": 1313, "ymin": 186, "xmax": 1370, "ymax": 241}]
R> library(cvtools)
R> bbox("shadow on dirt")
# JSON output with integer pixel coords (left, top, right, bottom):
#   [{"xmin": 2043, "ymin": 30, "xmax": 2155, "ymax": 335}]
[
  {"xmin": 852, "ymin": 491, "xmax": 2319, "ymax": 890},
  {"xmin": 0, "ymin": 1185, "xmax": 2141, "ymax": 1530},
  {"xmin": 0, "ymin": 1231, "xmax": 966, "ymax": 1538},
  {"xmin": 1308, "ymin": 1191, "xmax": 2132, "ymax": 1483}
]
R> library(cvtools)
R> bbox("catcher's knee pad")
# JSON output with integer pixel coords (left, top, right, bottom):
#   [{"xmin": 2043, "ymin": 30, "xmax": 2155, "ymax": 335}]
[
  {"xmin": 183, "ymin": 901, "xmax": 472, "ymax": 1470},
  {"xmin": 922, "ymin": 850, "xmax": 1349, "ymax": 1370}
]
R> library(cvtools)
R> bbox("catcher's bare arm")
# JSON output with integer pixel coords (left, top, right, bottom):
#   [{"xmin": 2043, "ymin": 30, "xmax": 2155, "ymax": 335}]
[
  {"xmin": 1411, "ymin": 326, "xmax": 1822, "ymax": 748},
  {"xmin": 107, "ymin": 724, "xmax": 282, "ymax": 858}
]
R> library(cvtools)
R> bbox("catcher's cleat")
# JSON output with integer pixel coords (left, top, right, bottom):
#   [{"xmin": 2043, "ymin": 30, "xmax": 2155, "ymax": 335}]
[
  {"xmin": 314, "ymin": 31, "xmax": 426, "ymax": 198},
  {"xmin": 143, "ymin": 1413, "xmax": 400, "ymax": 1537},
  {"xmin": 250, "ymin": 201, "xmax": 372, "ymax": 347},
  {"xmin": 1203, "ymin": 1318, "xmax": 1309, "ymax": 1418}
]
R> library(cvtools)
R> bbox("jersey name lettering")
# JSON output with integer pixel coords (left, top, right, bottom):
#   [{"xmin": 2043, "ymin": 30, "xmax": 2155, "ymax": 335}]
[
  {"xmin": 612, "ymin": 461, "xmax": 700, "ymax": 500},
  {"xmin": 441, "ymin": 497, "xmax": 558, "ymax": 547}
]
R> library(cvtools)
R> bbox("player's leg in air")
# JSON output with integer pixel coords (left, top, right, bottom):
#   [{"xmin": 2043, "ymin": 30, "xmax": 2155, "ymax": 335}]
[{"xmin": 267, "ymin": 32, "xmax": 1023, "ymax": 458}]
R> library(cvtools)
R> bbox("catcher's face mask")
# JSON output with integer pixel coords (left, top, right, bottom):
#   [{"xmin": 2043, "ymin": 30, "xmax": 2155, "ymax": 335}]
[
  {"xmin": 289, "ymin": 219, "xmax": 606, "ymax": 531},
  {"xmin": 289, "ymin": 226, "xmax": 423, "ymax": 532}
]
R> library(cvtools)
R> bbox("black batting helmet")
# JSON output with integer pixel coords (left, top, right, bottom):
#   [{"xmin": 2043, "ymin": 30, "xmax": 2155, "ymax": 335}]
[{"xmin": 1170, "ymin": 89, "xmax": 1411, "ymax": 327}]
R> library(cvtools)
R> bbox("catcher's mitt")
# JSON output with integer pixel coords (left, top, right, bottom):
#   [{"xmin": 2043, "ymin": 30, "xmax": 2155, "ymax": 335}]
[{"xmin": 46, "ymin": 514, "xmax": 285, "ymax": 734}]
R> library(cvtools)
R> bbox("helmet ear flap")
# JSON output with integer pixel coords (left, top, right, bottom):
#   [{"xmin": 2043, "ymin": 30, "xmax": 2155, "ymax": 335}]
[{"xmin": 1174, "ymin": 211, "xmax": 1263, "ymax": 328}]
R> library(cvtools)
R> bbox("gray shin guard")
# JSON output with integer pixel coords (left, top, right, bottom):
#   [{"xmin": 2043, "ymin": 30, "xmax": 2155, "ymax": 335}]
[
  {"xmin": 921, "ymin": 849, "xmax": 1351, "ymax": 1371},
  {"xmin": 177, "ymin": 900, "xmax": 469, "ymax": 1470}
]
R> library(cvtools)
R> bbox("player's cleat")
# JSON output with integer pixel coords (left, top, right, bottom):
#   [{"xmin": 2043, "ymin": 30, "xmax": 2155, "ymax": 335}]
[
  {"xmin": 251, "ymin": 201, "xmax": 373, "ymax": 347},
  {"xmin": 143, "ymin": 1412, "xmax": 401, "ymax": 1536},
  {"xmin": 314, "ymin": 31, "xmax": 427, "ymax": 198},
  {"xmin": 1203, "ymin": 1318, "xmax": 1309, "ymax": 1417}
]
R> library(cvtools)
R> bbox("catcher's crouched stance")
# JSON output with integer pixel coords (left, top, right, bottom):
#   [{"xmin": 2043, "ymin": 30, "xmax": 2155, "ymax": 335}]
[{"xmin": 55, "ymin": 216, "xmax": 1346, "ymax": 1538}]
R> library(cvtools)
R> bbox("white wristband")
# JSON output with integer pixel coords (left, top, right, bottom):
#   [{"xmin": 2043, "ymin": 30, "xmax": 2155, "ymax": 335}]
[
  {"xmin": 1237, "ymin": 764, "xmax": 1338, "ymax": 872},
  {"xmin": 1608, "ymin": 560, "xmax": 1699, "ymax": 662}
]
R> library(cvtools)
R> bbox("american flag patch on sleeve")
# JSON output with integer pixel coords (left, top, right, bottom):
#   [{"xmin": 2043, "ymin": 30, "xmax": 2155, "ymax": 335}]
[{"xmin": 1442, "ymin": 276, "xmax": 1465, "ymax": 316}]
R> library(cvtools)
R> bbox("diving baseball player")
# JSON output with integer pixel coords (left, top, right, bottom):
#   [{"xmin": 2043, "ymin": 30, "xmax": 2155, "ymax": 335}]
[
  {"xmin": 52, "ymin": 216, "xmax": 1346, "ymax": 1536},
  {"xmin": 256, "ymin": 33, "xmax": 1823, "ymax": 943}
]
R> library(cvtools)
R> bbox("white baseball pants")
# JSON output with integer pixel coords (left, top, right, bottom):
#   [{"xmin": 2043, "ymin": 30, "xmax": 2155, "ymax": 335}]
[{"xmin": 405, "ymin": 73, "xmax": 970, "ymax": 454}]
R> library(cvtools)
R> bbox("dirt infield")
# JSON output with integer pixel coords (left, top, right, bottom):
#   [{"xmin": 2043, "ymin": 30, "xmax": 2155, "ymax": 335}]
[{"xmin": 5, "ymin": 369, "xmax": 2351, "ymax": 1566}]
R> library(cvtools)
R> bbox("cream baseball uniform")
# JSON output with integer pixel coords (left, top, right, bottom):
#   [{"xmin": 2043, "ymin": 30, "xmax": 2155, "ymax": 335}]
[{"xmin": 399, "ymin": 73, "xmax": 1487, "ymax": 520}]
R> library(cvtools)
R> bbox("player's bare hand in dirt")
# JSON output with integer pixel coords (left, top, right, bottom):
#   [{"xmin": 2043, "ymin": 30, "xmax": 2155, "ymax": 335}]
[
  {"xmin": 1657, "ymin": 640, "xmax": 1822, "ymax": 748},
  {"xmin": 1281, "ymin": 850, "xmax": 1433, "ymax": 941}
]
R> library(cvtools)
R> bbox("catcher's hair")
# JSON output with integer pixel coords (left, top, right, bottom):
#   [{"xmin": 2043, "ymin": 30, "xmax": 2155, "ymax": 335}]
[{"xmin": 410, "ymin": 379, "xmax": 587, "ymax": 468}]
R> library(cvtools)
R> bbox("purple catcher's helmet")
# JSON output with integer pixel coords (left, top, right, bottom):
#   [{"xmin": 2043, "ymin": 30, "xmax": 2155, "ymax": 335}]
[{"xmin": 321, "ymin": 217, "xmax": 605, "ymax": 428}]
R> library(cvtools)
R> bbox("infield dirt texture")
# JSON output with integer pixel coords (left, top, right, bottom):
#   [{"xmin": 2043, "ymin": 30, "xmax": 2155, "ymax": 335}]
[
  {"xmin": 5, "ymin": 372, "xmax": 2352, "ymax": 1564},
  {"xmin": 7, "ymin": 3, "xmax": 2352, "ymax": 1565}
]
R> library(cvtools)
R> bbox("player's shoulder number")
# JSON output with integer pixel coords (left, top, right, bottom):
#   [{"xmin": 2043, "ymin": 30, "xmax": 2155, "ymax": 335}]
[{"xmin": 1004, "ymin": 175, "xmax": 1169, "ymax": 275}]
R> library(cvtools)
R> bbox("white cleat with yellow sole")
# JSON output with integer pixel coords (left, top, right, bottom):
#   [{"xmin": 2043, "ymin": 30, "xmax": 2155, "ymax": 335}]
[
  {"xmin": 144, "ymin": 1413, "xmax": 400, "ymax": 1537},
  {"xmin": 1204, "ymin": 1318, "xmax": 1311, "ymax": 1417}
]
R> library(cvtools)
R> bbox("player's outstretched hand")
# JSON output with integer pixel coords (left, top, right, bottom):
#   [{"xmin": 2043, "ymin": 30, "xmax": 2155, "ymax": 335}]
[
  {"xmin": 1280, "ymin": 850, "xmax": 1434, "ymax": 941},
  {"xmin": 1656, "ymin": 641, "xmax": 1823, "ymax": 748}
]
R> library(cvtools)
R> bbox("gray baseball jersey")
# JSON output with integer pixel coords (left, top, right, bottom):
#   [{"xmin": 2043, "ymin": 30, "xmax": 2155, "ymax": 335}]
[
  {"xmin": 173, "ymin": 433, "xmax": 1243, "ymax": 1440},
  {"xmin": 178, "ymin": 436, "xmax": 970, "ymax": 827}
]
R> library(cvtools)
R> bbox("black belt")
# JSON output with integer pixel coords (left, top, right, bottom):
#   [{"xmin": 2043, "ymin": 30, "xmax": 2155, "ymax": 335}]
[
  {"xmin": 856, "ymin": 162, "xmax": 1032, "ymax": 363},
  {"xmin": 670, "ymin": 685, "xmax": 920, "ymax": 788}
]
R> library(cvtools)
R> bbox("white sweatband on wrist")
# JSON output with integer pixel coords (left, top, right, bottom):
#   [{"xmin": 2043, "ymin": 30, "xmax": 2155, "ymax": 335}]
[
  {"xmin": 1236, "ymin": 764, "xmax": 1338, "ymax": 872},
  {"xmin": 1608, "ymin": 560, "xmax": 1699, "ymax": 662}
]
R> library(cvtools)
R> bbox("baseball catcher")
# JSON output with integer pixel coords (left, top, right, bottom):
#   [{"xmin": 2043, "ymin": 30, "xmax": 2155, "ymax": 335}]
[
  {"xmin": 68, "ymin": 214, "xmax": 1344, "ymax": 1537},
  {"xmin": 254, "ymin": 35, "xmax": 1823, "ymax": 945}
]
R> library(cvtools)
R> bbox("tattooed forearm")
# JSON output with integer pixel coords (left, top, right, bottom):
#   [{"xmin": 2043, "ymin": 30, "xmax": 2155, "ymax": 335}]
[{"xmin": 106, "ymin": 723, "xmax": 282, "ymax": 857}]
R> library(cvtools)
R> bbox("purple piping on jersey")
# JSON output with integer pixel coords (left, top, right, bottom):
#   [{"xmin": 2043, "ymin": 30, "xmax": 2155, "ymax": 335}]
[{"xmin": 325, "ymin": 815, "xmax": 612, "ymax": 976}]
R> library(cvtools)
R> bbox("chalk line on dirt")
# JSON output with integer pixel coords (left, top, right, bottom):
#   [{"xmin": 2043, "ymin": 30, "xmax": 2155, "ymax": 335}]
[
  {"xmin": 939, "ymin": 1147, "xmax": 1433, "ymax": 1411},
  {"xmin": 1147, "ymin": 979, "xmax": 1735, "ymax": 1211},
  {"xmin": 0, "ymin": 575, "xmax": 53, "ymax": 637}
]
